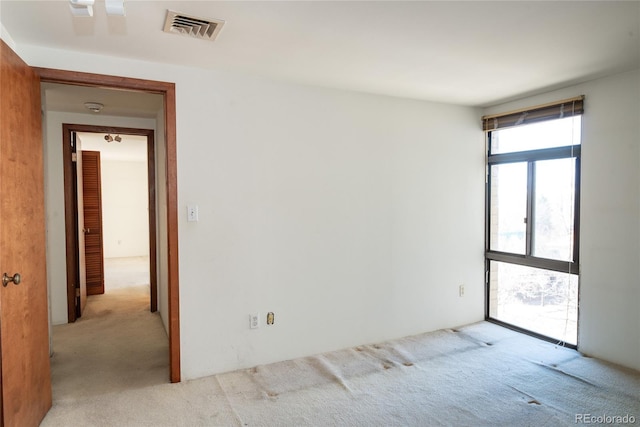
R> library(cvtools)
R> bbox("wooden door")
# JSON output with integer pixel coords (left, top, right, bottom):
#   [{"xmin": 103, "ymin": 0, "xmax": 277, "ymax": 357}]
[
  {"xmin": 0, "ymin": 40, "xmax": 52, "ymax": 426},
  {"xmin": 81, "ymin": 151, "xmax": 105, "ymax": 295}
]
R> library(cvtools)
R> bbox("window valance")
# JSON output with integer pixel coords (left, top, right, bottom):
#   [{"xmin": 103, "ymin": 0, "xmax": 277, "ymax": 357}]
[{"xmin": 482, "ymin": 96, "xmax": 584, "ymax": 132}]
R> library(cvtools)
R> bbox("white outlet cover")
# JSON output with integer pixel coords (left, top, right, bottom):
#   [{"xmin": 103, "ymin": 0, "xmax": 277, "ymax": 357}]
[{"xmin": 250, "ymin": 313, "xmax": 260, "ymax": 329}]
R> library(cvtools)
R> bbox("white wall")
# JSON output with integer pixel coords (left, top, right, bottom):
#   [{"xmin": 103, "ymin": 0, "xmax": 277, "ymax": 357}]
[
  {"xmin": 484, "ymin": 69, "xmax": 640, "ymax": 371},
  {"xmin": 0, "ymin": 23, "xmax": 16, "ymax": 51},
  {"xmin": 176, "ymin": 75, "xmax": 485, "ymax": 378},
  {"xmin": 155, "ymin": 108, "xmax": 169, "ymax": 332},
  {"xmin": 101, "ymin": 159, "xmax": 149, "ymax": 258},
  {"xmin": 21, "ymin": 44, "xmax": 486, "ymax": 379},
  {"xmin": 43, "ymin": 111, "xmax": 158, "ymax": 326}
]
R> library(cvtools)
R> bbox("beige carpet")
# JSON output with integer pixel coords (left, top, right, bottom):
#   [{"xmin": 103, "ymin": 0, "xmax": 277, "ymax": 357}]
[
  {"xmin": 42, "ymin": 289, "xmax": 640, "ymax": 427},
  {"xmin": 43, "ymin": 284, "xmax": 169, "ymax": 413}
]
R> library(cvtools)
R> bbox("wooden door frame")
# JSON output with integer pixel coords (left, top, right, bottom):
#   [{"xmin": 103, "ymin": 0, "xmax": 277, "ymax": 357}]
[
  {"xmin": 37, "ymin": 68, "xmax": 181, "ymax": 383},
  {"xmin": 63, "ymin": 125, "xmax": 158, "ymax": 315}
]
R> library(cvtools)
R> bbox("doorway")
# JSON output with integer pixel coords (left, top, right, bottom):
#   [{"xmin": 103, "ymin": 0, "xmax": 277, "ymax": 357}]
[
  {"xmin": 53, "ymin": 126, "xmax": 170, "ymax": 401},
  {"xmin": 63, "ymin": 126, "xmax": 158, "ymax": 319},
  {"xmin": 80, "ymin": 132, "xmax": 153, "ymax": 299},
  {"xmin": 37, "ymin": 68, "xmax": 181, "ymax": 383}
]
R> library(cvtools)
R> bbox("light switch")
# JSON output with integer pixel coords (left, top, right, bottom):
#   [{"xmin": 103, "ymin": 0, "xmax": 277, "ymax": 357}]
[{"xmin": 187, "ymin": 205, "xmax": 199, "ymax": 222}]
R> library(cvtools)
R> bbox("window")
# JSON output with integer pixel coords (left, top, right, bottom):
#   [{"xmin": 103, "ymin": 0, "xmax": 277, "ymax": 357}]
[{"xmin": 484, "ymin": 97, "xmax": 582, "ymax": 346}]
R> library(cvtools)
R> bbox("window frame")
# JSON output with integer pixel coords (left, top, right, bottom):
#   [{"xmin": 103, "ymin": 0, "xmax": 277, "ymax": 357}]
[
  {"xmin": 484, "ymin": 116, "xmax": 582, "ymax": 345},
  {"xmin": 485, "ymin": 143, "xmax": 581, "ymax": 275}
]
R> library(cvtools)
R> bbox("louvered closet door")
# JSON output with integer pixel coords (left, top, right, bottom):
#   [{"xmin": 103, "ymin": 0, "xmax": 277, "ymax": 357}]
[{"xmin": 82, "ymin": 151, "xmax": 105, "ymax": 295}]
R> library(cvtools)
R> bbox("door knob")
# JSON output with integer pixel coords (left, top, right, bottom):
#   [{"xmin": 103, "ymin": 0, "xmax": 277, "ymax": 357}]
[{"xmin": 2, "ymin": 273, "xmax": 21, "ymax": 287}]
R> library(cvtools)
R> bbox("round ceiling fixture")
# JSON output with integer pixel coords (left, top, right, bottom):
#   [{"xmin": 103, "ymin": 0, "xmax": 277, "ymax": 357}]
[{"xmin": 84, "ymin": 102, "xmax": 104, "ymax": 113}]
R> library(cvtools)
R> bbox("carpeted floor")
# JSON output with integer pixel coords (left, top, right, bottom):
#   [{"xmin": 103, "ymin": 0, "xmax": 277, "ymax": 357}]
[
  {"xmin": 42, "ymin": 282, "xmax": 640, "ymax": 426},
  {"xmin": 47, "ymin": 284, "xmax": 169, "ymax": 398}
]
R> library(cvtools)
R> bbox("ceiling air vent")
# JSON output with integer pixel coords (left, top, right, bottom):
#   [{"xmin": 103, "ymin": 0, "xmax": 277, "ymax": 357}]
[{"xmin": 163, "ymin": 10, "xmax": 225, "ymax": 41}]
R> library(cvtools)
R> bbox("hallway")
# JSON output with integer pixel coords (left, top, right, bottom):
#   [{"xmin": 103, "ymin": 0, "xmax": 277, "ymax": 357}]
[{"xmin": 46, "ymin": 257, "xmax": 168, "ymax": 420}]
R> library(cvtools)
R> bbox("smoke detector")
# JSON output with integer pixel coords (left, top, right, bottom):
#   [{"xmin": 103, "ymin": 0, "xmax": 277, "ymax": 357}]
[
  {"xmin": 84, "ymin": 102, "xmax": 104, "ymax": 113},
  {"xmin": 163, "ymin": 10, "xmax": 225, "ymax": 41}
]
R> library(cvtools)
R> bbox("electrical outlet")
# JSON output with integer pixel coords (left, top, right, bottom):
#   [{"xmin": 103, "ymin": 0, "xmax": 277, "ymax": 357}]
[
  {"xmin": 459, "ymin": 284, "xmax": 465, "ymax": 297},
  {"xmin": 249, "ymin": 313, "xmax": 260, "ymax": 329}
]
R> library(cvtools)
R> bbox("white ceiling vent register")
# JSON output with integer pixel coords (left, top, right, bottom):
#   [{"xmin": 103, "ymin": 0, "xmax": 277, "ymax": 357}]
[{"xmin": 163, "ymin": 10, "xmax": 225, "ymax": 41}]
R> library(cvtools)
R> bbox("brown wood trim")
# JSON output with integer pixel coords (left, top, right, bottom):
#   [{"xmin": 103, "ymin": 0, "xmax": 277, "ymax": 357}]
[
  {"xmin": 35, "ymin": 68, "xmax": 174, "ymax": 94},
  {"xmin": 62, "ymin": 125, "xmax": 79, "ymax": 323},
  {"xmin": 63, "ymin": 124, "xmax": 154, "ymax": 137},
  {"xmin": 39, "ymin": 68, "xmax": 180, "ymax": 383},
  {"xmin": 164, "ymin": 84, "xmax": 181, "ymax": 383}
]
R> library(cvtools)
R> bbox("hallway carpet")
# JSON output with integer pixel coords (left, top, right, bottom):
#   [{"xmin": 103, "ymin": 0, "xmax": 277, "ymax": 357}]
[{"xmin": 44, "ymin": 284, "xmax": 169, "ymax": 408}]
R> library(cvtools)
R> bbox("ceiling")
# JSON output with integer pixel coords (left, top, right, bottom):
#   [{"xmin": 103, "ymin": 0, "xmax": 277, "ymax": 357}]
[
  {"xmin": 43, "ymin": 82, "xmax": 163, "ymax": 118},
  {"xmin": 2, "ymin": 1, "xmax": 639, "ymax": 107}
]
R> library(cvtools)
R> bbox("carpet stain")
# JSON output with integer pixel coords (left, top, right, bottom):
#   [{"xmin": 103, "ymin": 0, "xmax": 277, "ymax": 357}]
[
  {"xmin": 382, "ymin": 359, "xmax": 395, "ymax": 370},
  {"xmin": 403, "ymin": 362, "xmax": 414, "ymax": 367},
  {"xmin": 485, "ymin": 342, "xmax": 494, "ymax": 346}
]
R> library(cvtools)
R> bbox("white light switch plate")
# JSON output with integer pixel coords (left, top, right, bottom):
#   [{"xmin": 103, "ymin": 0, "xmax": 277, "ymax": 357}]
[{"xmin": 187, "ymin": 205, "xmax": 199, "ymax": 222}]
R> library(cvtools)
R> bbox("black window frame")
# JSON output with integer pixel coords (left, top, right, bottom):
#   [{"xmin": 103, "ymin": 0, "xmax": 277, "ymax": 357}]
[{"xmin": 484, "ymin": 118, "xmax": 581, "ymax": 346}]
